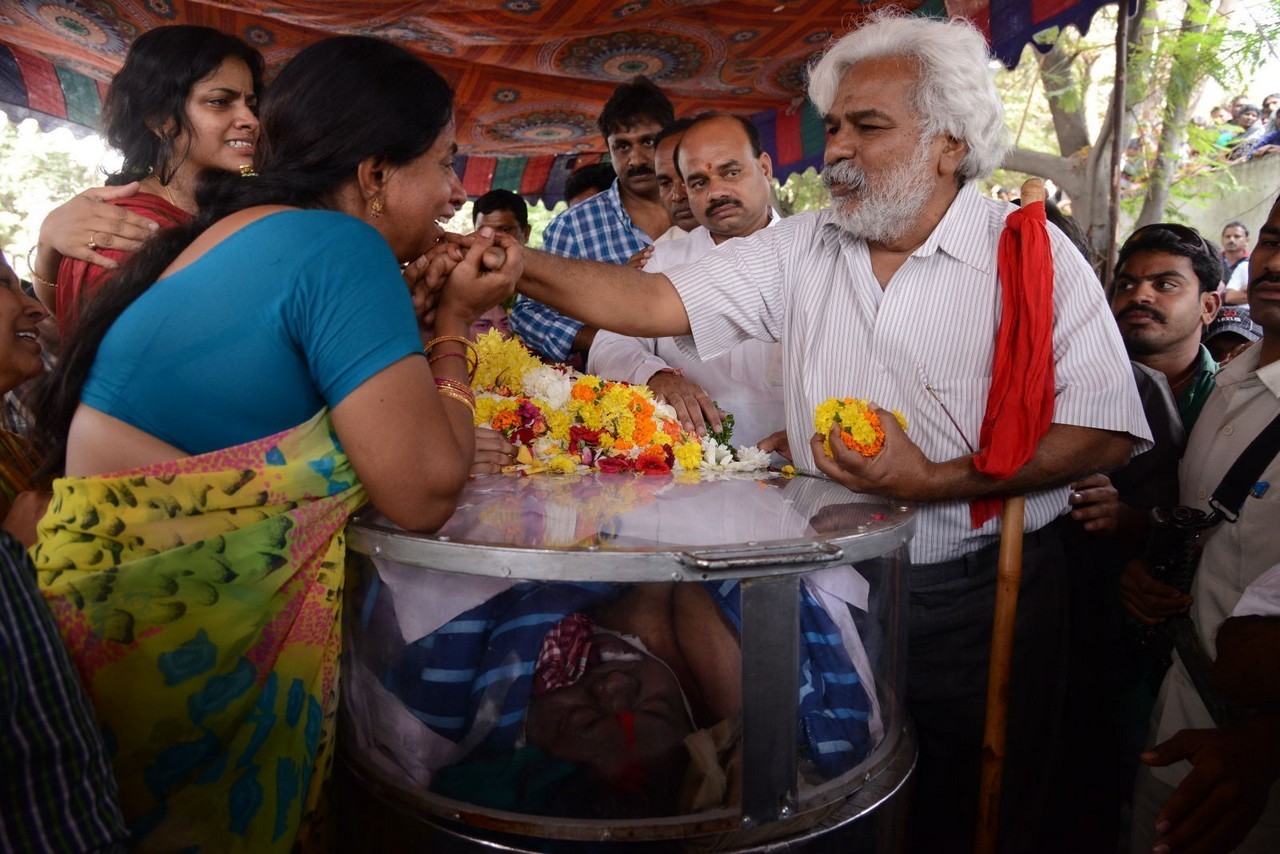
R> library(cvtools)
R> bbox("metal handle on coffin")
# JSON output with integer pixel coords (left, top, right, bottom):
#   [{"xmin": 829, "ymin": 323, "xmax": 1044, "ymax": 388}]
[{"xmin": 677, "ymin": 541, "xmax": 844, "ymax": 571}]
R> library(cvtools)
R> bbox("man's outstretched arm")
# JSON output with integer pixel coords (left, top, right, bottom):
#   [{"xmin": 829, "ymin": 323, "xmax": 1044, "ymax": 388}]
[{"xmin": 519, "ymin": 248, "xmax": 692, "ymax": 339}]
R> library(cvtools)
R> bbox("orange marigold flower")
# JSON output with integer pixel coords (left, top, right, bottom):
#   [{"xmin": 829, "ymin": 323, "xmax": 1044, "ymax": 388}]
[
  {"xmin": 632, "ymin": 420, "xmax": 656, "ymax": 446},
  {"xmin": 491, "ymin": 410, "xmax": 522, "ymax": 432}
]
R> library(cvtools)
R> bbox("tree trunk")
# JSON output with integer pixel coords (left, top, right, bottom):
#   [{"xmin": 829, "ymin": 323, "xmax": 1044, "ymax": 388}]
[
  {"xmin": 1037, "ymin": 42, "xmax": 1092, "ymax": 158},
  {"xmin": 1136, "ymin": 0, "xmax": 1235, "ymax": 226}
]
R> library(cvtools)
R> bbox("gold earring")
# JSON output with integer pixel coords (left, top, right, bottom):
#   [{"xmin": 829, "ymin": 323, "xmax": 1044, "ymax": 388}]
[{"xmin": 370, "ymin": 196, "xmax": 385, "ymax": 218}]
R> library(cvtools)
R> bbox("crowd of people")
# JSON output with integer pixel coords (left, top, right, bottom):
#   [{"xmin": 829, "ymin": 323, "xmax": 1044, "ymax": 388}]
[
  {"xmin": 2, "ymin": 9, "xmax": 1278, "ymax": 854},
  {"xmin": 1205, "ymin": 92, "xmax": 1280, "ymax": 163}
]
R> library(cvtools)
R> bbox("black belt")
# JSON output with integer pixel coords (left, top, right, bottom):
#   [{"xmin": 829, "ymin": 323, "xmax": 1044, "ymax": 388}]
[{"xmin": 910, "ymin": 517, "xmax": 1066, "ymax": 588}]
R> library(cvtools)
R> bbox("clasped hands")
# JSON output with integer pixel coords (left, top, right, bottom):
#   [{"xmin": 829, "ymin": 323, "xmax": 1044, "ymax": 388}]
[{"xmin": 401, "ymin": 227, "xmax": 521, "ymax": 333}]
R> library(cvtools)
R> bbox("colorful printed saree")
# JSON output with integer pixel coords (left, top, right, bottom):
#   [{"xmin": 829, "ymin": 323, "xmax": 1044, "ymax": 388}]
[{"xmin": 34, "ymin": 410, "xmax": 365, "ymax": 853}]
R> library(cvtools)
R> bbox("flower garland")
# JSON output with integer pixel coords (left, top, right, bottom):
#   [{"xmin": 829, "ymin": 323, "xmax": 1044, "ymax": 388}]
[
  {"xmin": 471, "ymin": 332, "xmax": 769, "ymax": 475},
  {"xmin": 814, "ymin": 397, "xmax": 908, "ymax": 458}
]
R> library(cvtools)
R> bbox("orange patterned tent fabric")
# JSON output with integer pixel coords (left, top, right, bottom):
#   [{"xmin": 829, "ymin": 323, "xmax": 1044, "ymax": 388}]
[{"xmin": 0, "ymin": 0, "xmax": 1116, "ymax": 202}]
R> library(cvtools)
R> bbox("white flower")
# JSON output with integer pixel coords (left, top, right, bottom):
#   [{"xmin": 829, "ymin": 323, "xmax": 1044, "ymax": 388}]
[
  {"xmin": 522, "ymin": 365, "xmax": 572, "ymax": 410},
  {"xmin": 692, "ymin": 437, "xmax": 769, "ymax": 471},
  {"xmin": 653, "ymin": 400, "xmax": 678, "ymax": 422},
  {"xmin": 727, "ymin": 445, "xmax": 771, "ymax": 471}
]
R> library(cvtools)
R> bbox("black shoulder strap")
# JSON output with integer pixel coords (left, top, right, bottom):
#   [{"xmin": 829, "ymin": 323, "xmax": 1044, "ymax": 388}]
[{"xmin": 1209, "ymin": 410, "xmax": 1280, "ymax": 522}]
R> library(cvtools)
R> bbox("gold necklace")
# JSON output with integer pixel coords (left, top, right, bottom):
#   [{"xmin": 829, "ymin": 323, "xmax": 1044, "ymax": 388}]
[
  {"xmin": 147, "ymin": 175, "xmax": 179, "ymax": 208},
  {"xmin": 158, "ymin": 180, "xmax": 178, "ymax": 208}
]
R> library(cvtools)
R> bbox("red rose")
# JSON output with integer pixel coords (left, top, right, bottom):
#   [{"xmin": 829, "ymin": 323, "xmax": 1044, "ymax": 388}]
[
  {"xmin": 597, "ymin": 455, "xmax": 635, "ymax": 473},
  {"xmin": 635, "ymin": 455, "xmax": 671, "ymax": 475},
  {"xmin": 568, "ymin": 425, "xmax": 603, "ymax": 454}
]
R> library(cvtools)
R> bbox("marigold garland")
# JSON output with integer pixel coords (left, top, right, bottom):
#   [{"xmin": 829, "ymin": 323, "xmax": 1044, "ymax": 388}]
[
  {"xmin": 814, "ymin": 397, "xmax": 908, "ymax": 458},
  {"xmin": 469, "ymin": 332, "xmax": 769, "ymax": 475}
]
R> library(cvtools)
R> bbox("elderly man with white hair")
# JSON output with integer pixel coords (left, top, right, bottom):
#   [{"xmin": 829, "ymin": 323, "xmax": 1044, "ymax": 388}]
[{"xmin": 514, "ymin": 11, "xmax": 1151, "ymax": 850}]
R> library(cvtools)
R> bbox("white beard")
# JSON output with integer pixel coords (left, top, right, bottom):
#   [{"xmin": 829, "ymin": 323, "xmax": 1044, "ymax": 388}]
[{"xmin": 822, "ymin": 141, "xmax": 936, "ymax": 243}]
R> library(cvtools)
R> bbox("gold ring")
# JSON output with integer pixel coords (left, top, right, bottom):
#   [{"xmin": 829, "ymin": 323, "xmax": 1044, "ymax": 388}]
[{"xmin": 88, "ymin": 232, "xmax": 98, "ymax": 251}]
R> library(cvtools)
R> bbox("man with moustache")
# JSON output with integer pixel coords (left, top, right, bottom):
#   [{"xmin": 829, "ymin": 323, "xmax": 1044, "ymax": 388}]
[
  {"xmin": 1223, "ymin": 220, "xmax": 1253, "ymax": 306},
  {"xmin": 512, "ymin": 13, "xmax": 1150, "ymax": 849},
  {"xmin": 653, "ymin": 118, "xmax": 698, "ymax": 243},
  {"xmin": 1127, "ymin": 196, "xmax": 1280, "ymax": 854},
  {"xmin": 509, "ymin": 76, "xmax": 674, "ymax": 363},
  {"xmin": 589, "ymin": 112, "xmax": 783, "ymax": 445},
  {"xmin": 1112, "ymin": 225, "xmax": 1222, "ymax": 434},
  {"xmin": 1049, "ymin": 225, "xmax": 1222, "ymax": 851}
]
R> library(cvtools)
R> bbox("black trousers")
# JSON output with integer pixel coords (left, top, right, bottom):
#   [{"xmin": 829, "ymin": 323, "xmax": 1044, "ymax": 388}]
[{"xmin": 904, "ymin": 520, "xmax": 1070, "ymax": 854}]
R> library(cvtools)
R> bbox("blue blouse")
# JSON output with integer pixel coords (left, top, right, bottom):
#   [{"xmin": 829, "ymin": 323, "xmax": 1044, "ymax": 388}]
[{"xmin": 83, "ymin": 210, "xmax": 424, "ymax": 454}]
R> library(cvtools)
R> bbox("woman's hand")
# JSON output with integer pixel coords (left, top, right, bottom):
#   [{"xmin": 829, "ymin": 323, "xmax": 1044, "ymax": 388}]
[
  {"xmin": 435, "ymin": 227, "xmax": 522, "ymax": 331},
  {"xmin": 403, "ymin": 239, "xmax": 464, "ymax": 336},
  {"xmin": 37, "ymin": 183, "xmax": 160, "ymax": 270},
  {"xmin": 472, "ymin": 427, "xmax": 518, "ymax": 475}
]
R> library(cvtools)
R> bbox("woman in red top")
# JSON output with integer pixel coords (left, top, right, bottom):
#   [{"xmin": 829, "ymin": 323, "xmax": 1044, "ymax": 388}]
[{"xmin": 29, "ymin": 26, "xmax": 264, "ymax": 337}]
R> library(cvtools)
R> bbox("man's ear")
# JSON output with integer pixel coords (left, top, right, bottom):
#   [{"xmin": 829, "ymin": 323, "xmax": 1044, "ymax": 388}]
[
  {"xmin": 1202, "ymin": 289, "xmax": 1222, "ymax": 326},
  {"xmin": 759, "ymin": 151, "xmax": 774, "ymax": 181},
  {"xmin": 939, "ymin": 134, "xmax": 968, "ymax": 179}
]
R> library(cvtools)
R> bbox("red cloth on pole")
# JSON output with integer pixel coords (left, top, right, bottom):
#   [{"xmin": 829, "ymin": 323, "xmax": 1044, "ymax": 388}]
[{"xmin": 970, "ymin": 201, "xmax": 1056, "ymax": 528}]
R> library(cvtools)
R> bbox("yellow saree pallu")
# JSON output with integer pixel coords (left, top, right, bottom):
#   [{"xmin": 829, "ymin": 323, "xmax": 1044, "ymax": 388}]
[{"xmin": 34, "ymin": 410, "xmax": 365, "ymax": 853}]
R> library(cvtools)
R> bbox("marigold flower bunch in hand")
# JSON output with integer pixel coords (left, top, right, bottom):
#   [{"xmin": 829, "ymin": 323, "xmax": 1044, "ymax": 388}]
[{"xmin": 814, "ymin": 397, "xmax": 908, "ymax": 458}]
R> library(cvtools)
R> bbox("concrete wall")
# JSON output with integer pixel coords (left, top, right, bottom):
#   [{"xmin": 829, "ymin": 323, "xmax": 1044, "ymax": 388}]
[{"xmin": 1174, "ymin": 153, "xmax": 1280, "ymax": 237}]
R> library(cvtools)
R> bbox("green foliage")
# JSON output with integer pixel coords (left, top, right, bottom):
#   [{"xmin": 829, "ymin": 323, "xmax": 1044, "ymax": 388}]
[
  {"xmin": 0, "ymin": 113, "xmax": 104, "ymax": 273},
  {"xmin": 707, "ymin": 407, "xmax": 734, "ymax": 446},
  {"xmin": 773, "ymin": 167, "xmax": 830, "ymax": 216},
  {"xmin": 992, "ymin": 0, "xmax": 1280, "ymax": 221}
]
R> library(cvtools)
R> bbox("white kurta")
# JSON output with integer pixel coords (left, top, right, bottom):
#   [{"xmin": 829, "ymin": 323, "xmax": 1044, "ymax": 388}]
[{"xmin": 588, "ymin": 215, "xmax": 785, "ymax": 446}]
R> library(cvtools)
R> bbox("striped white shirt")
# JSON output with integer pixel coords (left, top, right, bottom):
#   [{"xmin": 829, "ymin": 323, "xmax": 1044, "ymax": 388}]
[
  {"xmin": 588, "ymin": 215, "xmax": 786, "ymax": 445},
  {"xmin": 666, "ymin": 182, "xmax": 1153, "ymax": 563}
]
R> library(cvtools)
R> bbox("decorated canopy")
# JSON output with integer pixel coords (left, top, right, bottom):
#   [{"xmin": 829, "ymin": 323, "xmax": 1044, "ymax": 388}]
[{"xmin": 0, "ymin": 0, "xmax": 1117, "ymax": 202}]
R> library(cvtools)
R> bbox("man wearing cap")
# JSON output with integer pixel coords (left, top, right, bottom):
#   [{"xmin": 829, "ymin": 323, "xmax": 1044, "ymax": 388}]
[{"xmin": 1205, "ymin": 305, "xmax": 1264, "ymax": 365}]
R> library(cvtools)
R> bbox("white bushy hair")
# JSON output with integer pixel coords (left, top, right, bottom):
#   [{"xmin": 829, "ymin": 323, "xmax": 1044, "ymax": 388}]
[{"xmin": 807, "ymin": 10, "xmax": 1010, "ymax": 182}]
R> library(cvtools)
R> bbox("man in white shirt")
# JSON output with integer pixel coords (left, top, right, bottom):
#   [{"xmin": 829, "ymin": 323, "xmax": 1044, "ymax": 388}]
[
  {"xmin": 589, "ymin": 112, "xmax": 784, "ymax": 445},
  {"xmin": 512, "ymin": 13, "xmax": 1151, "ymax": 849}
]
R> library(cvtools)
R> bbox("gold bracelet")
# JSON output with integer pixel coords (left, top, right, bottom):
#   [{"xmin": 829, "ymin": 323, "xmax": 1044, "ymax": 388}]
[
  {"xmin": 434, "ymin": 376, "xmax": 476, "ymax": 402},
  {"xmin": 25, "ymin": 246, "xmax": 57, "ymax": 290},
  {"xmin": 428, "ymin": 350, "xmax": 476, "ymax": 380},
  {"xmin": 436, "ymin": 386, "xmax": 476, "ymax": 413},
  {"xmin": 424, "ymin": 335, "xmax": 478, "ymax": 363}
]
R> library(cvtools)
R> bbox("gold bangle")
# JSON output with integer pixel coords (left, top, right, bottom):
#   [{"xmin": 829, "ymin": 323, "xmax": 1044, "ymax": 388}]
[
  {"xmin": 428, "ymin": 350, "xmax": 476, "ymax": 380},
  {"xmin": 425, "ymin": 335, "xmax": 478, "ymax": 362},
  {"xmin": 25, "ymin": 246, "xmax": 57, "ymax": 290},
  {"xmin": 434, "ymin": 376, "xmax": 476, "ymax": 401},
  {"xmin": 436, "ymin": 387, "xmax": 476, "ymax": 413}
]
